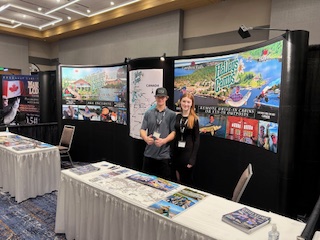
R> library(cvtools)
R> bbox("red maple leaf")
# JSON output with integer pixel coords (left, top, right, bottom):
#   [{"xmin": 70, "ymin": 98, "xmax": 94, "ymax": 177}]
[{"xmin": 9, "ymin": 84, "xmax": 19, "ymax": 92}]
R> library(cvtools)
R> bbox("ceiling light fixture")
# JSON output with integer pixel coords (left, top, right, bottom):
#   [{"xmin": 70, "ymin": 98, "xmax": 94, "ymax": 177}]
[
  {"xmin": 46, "ymin": 0, "xmax": 80, "ymax": 14},
  {"xmin": 65, "ymin": 7, "xmax": 88, "ymax": 17},
  {"xmin": 0, "ymin": 0, "xmax": 140, "ymax": 31},
  {"xmin": 0, "ymin": 4, "xmax": 63, "ymax": 29},
  {"xmin": 90, "ymin": 0, "xmax": 140, "ymax": 17}
]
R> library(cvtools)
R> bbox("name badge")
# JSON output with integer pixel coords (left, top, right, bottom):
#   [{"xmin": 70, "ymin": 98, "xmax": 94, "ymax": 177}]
[
  {"xmin": 153, "ymin": 132, "xmax": 161, "ymax": 139},
  {"xmin": 178, "ymin": 141, "xmax": 186, "ymax": 148}
]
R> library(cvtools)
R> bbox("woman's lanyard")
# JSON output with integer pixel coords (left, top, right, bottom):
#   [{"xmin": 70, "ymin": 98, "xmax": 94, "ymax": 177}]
[
  {"xmin": 179, "ymin": 117, "xmax": 188, "ymax": 141},
  {"xmin": 178, "ymin": 116, "xmax": 188, "ymax": 148}
]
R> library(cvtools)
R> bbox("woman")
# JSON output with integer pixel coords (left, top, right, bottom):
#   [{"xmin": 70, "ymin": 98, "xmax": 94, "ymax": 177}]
[{"xmin": 172, "ymin": 92, "xmax": 200, "ymax": 186}]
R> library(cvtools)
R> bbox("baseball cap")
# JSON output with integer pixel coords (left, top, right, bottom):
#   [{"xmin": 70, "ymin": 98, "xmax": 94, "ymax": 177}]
[{"xmin": 155, "ymin": 87, "xmax": 168, "ymax": 97}]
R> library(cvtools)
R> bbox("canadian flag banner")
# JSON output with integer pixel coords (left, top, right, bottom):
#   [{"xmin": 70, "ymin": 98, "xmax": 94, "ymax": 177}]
[{"xmin": 2, "ymin": 80, "xmax": 24, "ymax": 98}]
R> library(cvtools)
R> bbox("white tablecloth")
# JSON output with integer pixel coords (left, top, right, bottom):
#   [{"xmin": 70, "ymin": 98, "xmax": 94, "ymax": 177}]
[
  {"xmin": 313, "ymin": 231, "xmax": 320, "ymax": 240},
  {"xmin": 55, "ymin": 161, "xmax": 305, "ymax": 240},
  {"xmin": 0, "ymin": 132, "xmax": 61, "ymax": 203}
]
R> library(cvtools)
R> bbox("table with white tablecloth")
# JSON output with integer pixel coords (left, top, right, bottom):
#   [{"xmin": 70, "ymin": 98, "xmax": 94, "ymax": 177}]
[
  {"xmin": 55, "ymin": 161, "xmax": 306, "ymax": 240},
  {"xmin": 0, "ymin": 132, "xmax": 61, "ymax": 203}
]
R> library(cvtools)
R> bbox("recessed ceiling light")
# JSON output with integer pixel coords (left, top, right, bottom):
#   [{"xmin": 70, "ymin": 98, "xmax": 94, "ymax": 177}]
[
  {"xmin": 38, "ymin": 7, "xmax": 42, "ymax": 11},
  {"xmin": 67, "ymin": 16, "xmax": 71, "ymax": 20},
  {"xmin": 111, "ymin": 2, "xmax": 115, "ymax": 6},
  {"xmin": 87, "ymin": 9, "xmax": 91, "ymax": 13}
]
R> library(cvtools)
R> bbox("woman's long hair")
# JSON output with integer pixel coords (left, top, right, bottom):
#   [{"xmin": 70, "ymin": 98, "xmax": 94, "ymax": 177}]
[{"xmin": 180, "ymin": 92, "xmax": 198, "ymax": 129}]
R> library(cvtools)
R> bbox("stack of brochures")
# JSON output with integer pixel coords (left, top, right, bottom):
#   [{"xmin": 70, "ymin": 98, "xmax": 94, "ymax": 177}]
[
  {"xmin": 221, "ymin": 207, "xmax": 271, "ymax": 234},
  {"xmin": 70, "ymin": 164, "xmax": 100, "ymax": 175},
  {"xmin": 12, "ymin": 144, "xmax": 36, "ymax": 151},
  {"xmin": 147, "ymin": 188, "xmax": 208, "ymax": 218},
  {"xmin": 127, "ymin": 172, "xmax": 179, "ymax": 192}
]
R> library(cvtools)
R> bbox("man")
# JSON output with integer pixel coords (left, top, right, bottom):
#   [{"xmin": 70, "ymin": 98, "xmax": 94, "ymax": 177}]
[
  {"xmin": 199, "ymin": 114, "xmax": 216, "ymax": 134},
  {"xmin": 206, "ymin": 115, "xmax": 215, "ymax": 126},
  {"xmin": 140, "ymin": 87, "xmax": 176, "ymax": 179},
  {"xmin": 229, "ymin": 86, "xmax": 243, "ymax": 102},
  {"xmin": 179, "ymin": 86, "xmax": 187, "ymax": 98},
  {"xmin": 270, "ymin": 133, "xmax": 278, "ymax": 153}
]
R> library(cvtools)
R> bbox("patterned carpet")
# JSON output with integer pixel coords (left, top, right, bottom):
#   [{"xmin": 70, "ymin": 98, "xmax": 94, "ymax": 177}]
[
  {"xmin": 0, "ymin": 161, "xmax": 89, "ymax": 240},
  {"xmin": 0, "ymin": 191, "xmax": 66, "ymax": 240}
]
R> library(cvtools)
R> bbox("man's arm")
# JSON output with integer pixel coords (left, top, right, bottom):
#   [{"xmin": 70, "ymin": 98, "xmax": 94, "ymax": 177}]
[
  {"xmin": 154, "ymin": 131, "xmax": 175, "ymax": 147},
  {"xmin": 140, "ymin": 129, "xmax": 154, "ymax": 145}
]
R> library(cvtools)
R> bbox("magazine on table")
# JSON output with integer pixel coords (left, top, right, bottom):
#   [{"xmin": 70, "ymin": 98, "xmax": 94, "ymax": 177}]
[
  {"xmin": 148, "ymin": 199, "xmax": 186, "ymax": 218},
  {"xmin": 148, "ymin": 188, "xmax": 206, "ymax": 218},
  {"xmin": 12, "ymin": 144, "xmax": 36, "ymax": 151},
  {"xmin": 36, "ymin": 143, "xmax": 53, "ymax": 148},
  {"xmin": 178, "ymin": 188, "xmax": 208, "ymax": 201},
  {"xmin": 221, "ymin": 207, "xmax": 271, "ymax": 234},
  {"xmin": 70, "ymin": 164, "xmax": 101, "ymax": 175},
  {"xmin": 127, "ymin": 172, "xmax": 179, "ymax": 192}
]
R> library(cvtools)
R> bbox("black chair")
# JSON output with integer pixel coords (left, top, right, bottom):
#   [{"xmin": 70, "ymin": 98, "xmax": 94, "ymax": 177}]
[
  {"xmin": 57, "ymin": 125, "xmax": 75, "ymax": 167},
  {"xmin": 232, "ymin": 163, "xmax": 253, "ymax": 203}
]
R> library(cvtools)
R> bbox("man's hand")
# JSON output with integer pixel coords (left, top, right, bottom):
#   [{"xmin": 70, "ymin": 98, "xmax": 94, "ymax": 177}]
[
  {"xmin": 154, "ymin": 137, "xmax": 166, "ymax": 147},
  {"xmin": 145, "ymin": 134, "xmax": 154, "ymax": 145}
]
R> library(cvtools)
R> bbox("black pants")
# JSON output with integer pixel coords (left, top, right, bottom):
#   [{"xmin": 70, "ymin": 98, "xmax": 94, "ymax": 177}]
[
  {"xmin": 142, "ymin": 156, "xmax": 171, "ymax": 179},
  {"xmin": 176, "ymin": 166, "xmax": 194, "ymax": 186}
]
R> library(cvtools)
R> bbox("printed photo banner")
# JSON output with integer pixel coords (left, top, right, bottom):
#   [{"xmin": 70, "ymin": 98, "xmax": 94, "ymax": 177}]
[
  {"xmin": 1, "ymin": 74, "xmax": 40, "ymax": 125},
  {"xmin": 129, "ymin": 69, "xmax": 163, "ymax": 139},
  {"xmin": 174, "ymin": 40, "xmax": 283, "ymax": 153},
  {"xmin": 60, "ymin": 65, "xmax": 127, "ymax": 124}
]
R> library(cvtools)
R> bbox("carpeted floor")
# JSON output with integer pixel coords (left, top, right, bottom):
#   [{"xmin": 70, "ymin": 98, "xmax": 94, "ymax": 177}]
[
  {"xmin": 0, "ymin": 190, "xmax": 66, "ymax": 240},
  {"xmin": 0, "ymin": 161, "xmax": 89, "ymax": 240}
]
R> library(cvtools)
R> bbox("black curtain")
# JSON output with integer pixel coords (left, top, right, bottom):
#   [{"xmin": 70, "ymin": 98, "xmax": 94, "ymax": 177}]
[{"xmin": 294, "ymin": 44, "xmax": 320, "ymax": 219}]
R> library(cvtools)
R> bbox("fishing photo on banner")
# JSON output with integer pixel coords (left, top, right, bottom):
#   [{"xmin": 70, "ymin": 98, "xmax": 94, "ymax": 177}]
[
  {"xmin": 60, "ymin": 64, "xmax": 127, "ymax": 124},
  {"xmin": 1, "ymin": 74, "xmax": 40, "ymax": 125},
  {"xmin": 174, "ymin": 40, "xmax": 283, "ymax": 152}
]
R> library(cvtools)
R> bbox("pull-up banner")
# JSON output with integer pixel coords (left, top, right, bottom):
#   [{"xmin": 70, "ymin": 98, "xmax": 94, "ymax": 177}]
[{"xmin": 1, "ymin": 74, "xmax": 40, "ymax": 125}]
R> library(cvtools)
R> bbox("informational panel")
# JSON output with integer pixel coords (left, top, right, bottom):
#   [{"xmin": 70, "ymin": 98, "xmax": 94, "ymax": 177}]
[
  {"xmin": 174, "ymin": 40, "xmax": 283, "ymax": 153},
  {"xmin": 1, "ymin": 74, "xmax": 40, "ymax": 125},
  {"xmin": 129, "ymin": 69, "xmax": 163, "ymax": 139},
  {"xmin": 60, "ymin": 64, "xmax": 127, "ymax": 124}
]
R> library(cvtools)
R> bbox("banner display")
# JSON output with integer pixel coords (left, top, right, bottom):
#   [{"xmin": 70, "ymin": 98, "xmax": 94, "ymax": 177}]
[
  {"xmin": 1, "ymin": 74, "xmax": 40, "ymax": 125},
  {"xmin": 129, "ymin": 69, "xmax": 163, "ymax": 139},
  {"xmin": 174, "ymin": 40, "xmax": 283, "ymax": 153},
  {"xmin": 60, "ymin": 65, "xmax": 127, "ymax": 124}
]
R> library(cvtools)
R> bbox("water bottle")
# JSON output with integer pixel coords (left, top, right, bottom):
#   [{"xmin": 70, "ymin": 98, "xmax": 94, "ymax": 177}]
[
  {"xmin": 5, "ymin": 126, "xmax": 9, "ymax": 132},
  {"xmin": 268, "ymin": 224, "xmax": 280, "ymax": 240}
]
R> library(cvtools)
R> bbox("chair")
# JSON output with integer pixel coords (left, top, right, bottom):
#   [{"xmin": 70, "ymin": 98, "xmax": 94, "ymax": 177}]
[
  {"xmin": 232, "ymin": 163, "xmax": 253, "ymax": 203},
  {"xmin": 57, "ymin": 125, "xmax": 75, "ymax": 167}
]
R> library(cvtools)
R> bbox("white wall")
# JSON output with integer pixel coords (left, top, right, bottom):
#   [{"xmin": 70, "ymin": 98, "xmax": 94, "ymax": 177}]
[
  {"xmin": 270, "ymin": 0, "xmax": 320, "ymax": 44},
  {"xmin": 182, "ymin": 0, "xmax": 272, "ymax": 55},
  {"xmin": 0, "ymin": 35, "xmax": 29, "ymax": 74},
  {"xmin": 58, "ymin": 10, "xmax": 182, "ymax": 65},
  {"xmin": 0, "ymin": 0, "xmax": 319, "ymax": 70},
  {"xmin": 184, "ymin": 0, "xmax": 271, "ymax": 38}
]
